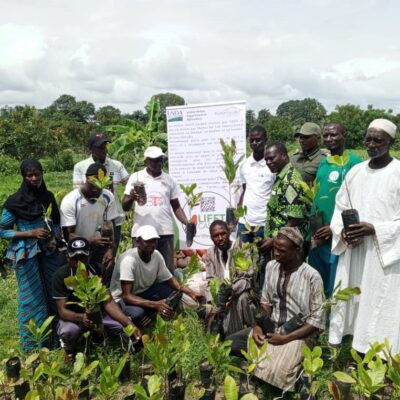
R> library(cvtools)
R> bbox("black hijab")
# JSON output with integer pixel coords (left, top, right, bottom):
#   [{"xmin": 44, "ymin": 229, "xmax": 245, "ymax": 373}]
[{"xmin": 3, "ymin": 160, "xmax": 60, "ymax": 223}]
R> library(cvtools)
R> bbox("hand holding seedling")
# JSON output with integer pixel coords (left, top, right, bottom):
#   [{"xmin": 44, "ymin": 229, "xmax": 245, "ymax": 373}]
[
  {"xmin": 342, "ymin": 222, "xmax": 375, "ymax": 246},
  {"xmin": 257, "ymin": 237, "xmax": 274, "ymax": 255},
  {"xmin": 266, "ymin": 332, "xmax": 289, "ymax": 346},
  {"xmin": 129, "ymin": 188, "xmax": 141, "ymax": 202},
  {"xmin": 30, "ymin": 227, "xmax": 50, "ymax": 239},
  {"xmin": 155, "ymin": 299, "xmax": 174, "ymax": 319},
  {"xmin": 252, "ymin": 325, "xmax": 266, "ymax": 346},
  {"xmin": 90, "ymin": 235, "xmax": 112, "ymax": 248},
  {"xmin": 313, "ymin": 225, "xmax": 332, "ymax": 240}
]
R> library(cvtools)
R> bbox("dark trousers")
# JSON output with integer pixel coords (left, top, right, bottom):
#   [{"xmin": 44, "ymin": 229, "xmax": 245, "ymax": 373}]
[
  {"xmin": 119, "ymin": 282, "xmax": 175, "ymax": 323},
  {"xmin": 226, "ymin": 327, "xmax": 252, "ymax": 358}
]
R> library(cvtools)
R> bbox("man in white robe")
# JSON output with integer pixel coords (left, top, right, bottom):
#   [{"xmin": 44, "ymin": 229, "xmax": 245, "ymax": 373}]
[{"xmin": 329, "ymin": 118, "xmax": 400, "ymax": 355}]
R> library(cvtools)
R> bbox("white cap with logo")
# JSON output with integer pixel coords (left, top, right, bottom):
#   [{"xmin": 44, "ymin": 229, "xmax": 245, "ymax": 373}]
[
  {"xmin": 144, "ymin": 146, "xmax": 165, "ymax": 159},
  {"xmin": 136, "ymin": 225, "xmax": 160, "ymax": 240}
]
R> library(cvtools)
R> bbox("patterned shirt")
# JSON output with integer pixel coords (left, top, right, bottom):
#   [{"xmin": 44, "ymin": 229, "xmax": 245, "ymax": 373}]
[
  {"xmin": 261, "ymin": 260, "xmax": 325, "ymax": 330},
  {"xmin": 265, "ymin": 163, "xmax": 309, "ymax": 238}
]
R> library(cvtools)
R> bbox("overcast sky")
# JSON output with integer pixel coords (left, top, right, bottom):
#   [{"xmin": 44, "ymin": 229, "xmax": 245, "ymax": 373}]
[{"xmin": 1, "ymin": 0, "xmax": 400, "ymax": 114}]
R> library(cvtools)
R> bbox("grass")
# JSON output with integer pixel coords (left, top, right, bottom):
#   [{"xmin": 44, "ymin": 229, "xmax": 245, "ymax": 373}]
[{"xmin": 0, "ymin": 148, "xmax": 397, "ymax": 396}]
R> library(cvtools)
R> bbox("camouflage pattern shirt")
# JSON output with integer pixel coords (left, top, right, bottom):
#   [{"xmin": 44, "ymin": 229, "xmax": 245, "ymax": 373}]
[{"xmin": 265, "ymin": 163, "xmax": 309, "ymax": 238}]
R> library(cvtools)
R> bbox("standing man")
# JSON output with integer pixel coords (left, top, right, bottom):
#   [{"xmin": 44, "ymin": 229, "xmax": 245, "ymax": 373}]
[
  {"xmin": 308, "ymin": 123, "xmax": 362, "ymax": 296},
  {"xmin": 237, "ymin": 125, "xmax": 275, "ymax": 243},
  {"xmin": 122, "ymin": 146, "xmax": 190, "ymax": 273},
  {"xmin": 73, "ymin": 131, "xmax": 129, "ymax": 250},
  {"xmin": 329, "ymin": 119, "xmax": 400, "ymax": 355},
  {"xmin": 61, "ymin": 163, "xmax": 118, "ymax": 283},
  {"xmin": 258, "ymin": 143, "xmax": 310, "ymax": 261},
  {"xmin": 290, "ymin": 122, "xmax": 329, "ymax": 186}
]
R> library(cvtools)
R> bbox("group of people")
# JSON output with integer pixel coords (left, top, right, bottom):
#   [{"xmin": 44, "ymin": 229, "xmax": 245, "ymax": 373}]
[{"xmin": 0, "ymin": 117, "xmax": 399, "ymax": 393}]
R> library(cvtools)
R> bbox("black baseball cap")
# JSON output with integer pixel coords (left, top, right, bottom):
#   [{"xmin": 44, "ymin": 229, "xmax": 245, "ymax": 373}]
[
  {"xmin": 88, "ymin": 131, "xmax": 111, "ymax": 148},
  {"xmin": 67, "ymin": 237, "xmax": 90, "ymax": 258}
]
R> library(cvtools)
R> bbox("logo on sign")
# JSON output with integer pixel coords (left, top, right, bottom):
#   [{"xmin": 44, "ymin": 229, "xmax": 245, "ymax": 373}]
[{"xmin": 167, "ymin": 110, "xmax": 183, "ymax": 122}]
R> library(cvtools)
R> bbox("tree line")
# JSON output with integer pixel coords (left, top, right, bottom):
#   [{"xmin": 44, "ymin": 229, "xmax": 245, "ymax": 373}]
[{"xmin": 0, "ymin": 93, "xmax": 399, "ymax": 161}]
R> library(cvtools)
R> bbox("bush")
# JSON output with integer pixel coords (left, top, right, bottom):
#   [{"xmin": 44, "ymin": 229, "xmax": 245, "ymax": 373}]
[
  {"xmin": 0, "ymin": 155, "xmax": 20, "ymax": 176},
  {"xmin": 41, "ymin": 149, "xmax": 75, "ymax": 172}
]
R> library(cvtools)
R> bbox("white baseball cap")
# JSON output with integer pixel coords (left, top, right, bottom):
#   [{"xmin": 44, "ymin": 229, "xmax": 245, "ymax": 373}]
[
  {"xmin": 136, "ymin": 225, "xmax": 160, "ymax": 240},
  {"xmin": 144, "ymin": 146, "xmax": 165, "ymax": 159}
]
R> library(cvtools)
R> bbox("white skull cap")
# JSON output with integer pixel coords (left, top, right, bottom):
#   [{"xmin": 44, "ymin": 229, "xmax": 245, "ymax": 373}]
[{"xmin": 368, "ymin": 119, "xmax": 397, "ymax": 138}]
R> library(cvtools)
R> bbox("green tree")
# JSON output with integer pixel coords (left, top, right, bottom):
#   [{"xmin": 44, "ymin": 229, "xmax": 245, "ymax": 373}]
[
  {"xmin": 264, "ymin": 116, "xmax": 294, "ymax": 143},
  {"xmin": 0, "ymin": 106, "xmax": 62, "ymax": 159},
  {"xmin": 42, "ymin": 94, "xmax": 95, "ymax": 124},
  {"xmin": 246, "ymin": 109, "xmax": 256, "ymax": 134},
  {"xmin": 146, "ymin": 92, "xmax": 185, "ymax": 119},
  {"xmin": 95, "ymin": 105, "xmax": 122, "ymax": 126},
  {"xmin": 276, "ymin": 98, "xmax": 327, "ymax": 127},
  {"xmin": 326, "ymin": 104, "xmax": 397, "ymax": 149},
  {"xmin": 257, "ymin": 108, "xmax": 272, "ymax": 126}
]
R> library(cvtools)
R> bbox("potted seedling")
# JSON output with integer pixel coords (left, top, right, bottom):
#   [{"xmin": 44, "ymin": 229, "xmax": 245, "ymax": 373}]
[
  {"xmin": 132, "ymin": 172, "xmax": 147, "ymax": 207},
  {"xmin": 220, "ymin": 138, "xmax": 244, "ymax": 232},
  {"xmin": 64, "ymin": 262, "xmax": 110, "ymax": 332},
  {"xmin": 280, "ymin": 284, "xmax": 361, "ymax": 335},
  {"xmin": 326, "ymin": 153, "xmax": 360, "ymax": 237},
  {"xmin": 165, "ymin": 255, "xmax": 202, "ymax": 314},
  {"xmin": 179, "ymin": 183, "xmax": 203, "ymax": 247},
  {"xmin": 87, "ymin": 169, "xmax": 115, "ymax": 243},
  {"xmin": 207, "ymin": 243, "xmax": 252, "ymax": 337}
]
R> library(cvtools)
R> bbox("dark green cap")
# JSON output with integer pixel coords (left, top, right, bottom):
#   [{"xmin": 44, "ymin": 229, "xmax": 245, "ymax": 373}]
[{"xmin": 295, "ymin": 122, "xmax": 321, "ymax": 137}]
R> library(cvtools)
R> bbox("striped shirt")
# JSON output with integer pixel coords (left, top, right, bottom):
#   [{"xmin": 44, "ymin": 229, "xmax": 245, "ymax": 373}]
[{"xmin": 261, "ymin": 260, "xmax": 325, "ymax": 330}]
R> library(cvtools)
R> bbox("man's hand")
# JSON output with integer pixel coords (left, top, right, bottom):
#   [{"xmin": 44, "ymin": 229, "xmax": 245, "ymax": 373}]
[
  {"xmin": 30, "ymin": 228, "xmax": 50, "ymax": 239},
  {"xmin": 345, "ymin": 222, "xmax": 375, "ymax": 241},
  {"xmin": 266, "ymin": 332, "xmax": 290, "ymax": 346},
  {"xmin": 257, "ymin": 238, "xmax": 274, "ymax": 255},
  {"xmin": 91, "ymin": 235, "xmax": 112, "ymax": 248},
  {"xmin": 154, "ymin": 300, "xmax": 174, "ymax": 319},
  {"xmin": 252, "ymin": 325, "xmax": 266, "ymax": 346},
  {"xmin": 102, "ymin": 248, "xmax": 115, "ymax": 270},
  {"xmin": 183, "ymin": 287, "xmax": 201, "ymax": 302},
  {"xmin": 313, "ymin": 225, "xmax": 332, "ymax": 241},
  {"xmin": 129, "ymin": 189, "xmax": 140, "ymax": 202},
  {"xmin": 81, "ymin": 313, "xmax": 96, "ymax": 330}
]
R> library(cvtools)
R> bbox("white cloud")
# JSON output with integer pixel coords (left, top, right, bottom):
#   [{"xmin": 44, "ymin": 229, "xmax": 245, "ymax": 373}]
[{"xmin": 0, "ymin": 1, "xmax": 400, "ymax": 114}]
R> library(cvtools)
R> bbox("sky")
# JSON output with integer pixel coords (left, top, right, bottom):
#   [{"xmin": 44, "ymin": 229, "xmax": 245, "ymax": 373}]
[{"xmin": 1, "ymin": 0, "xmax": 400, "ymax": 114}]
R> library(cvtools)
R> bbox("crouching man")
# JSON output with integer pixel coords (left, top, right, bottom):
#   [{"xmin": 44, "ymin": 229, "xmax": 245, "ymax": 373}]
[
  {"xmin": 110, "ymin": 225, "xmax": 199, "ymax": 325},
  {"xmin": 228, "ymin": 227, "xmax": 325, "ymax": 392},
  {"xmin": 53, "ymin": 237, "xmax": 141, "ymax": 361},
  {"xmin": 204, "ymin": 220, "xmax": 257, "ymax": 337}
]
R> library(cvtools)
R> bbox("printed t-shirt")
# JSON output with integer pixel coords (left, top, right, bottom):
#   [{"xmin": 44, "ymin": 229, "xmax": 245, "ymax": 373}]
[
  {"xmin": 73, "ymin": 156, "xmax": 129, "ymax": 226},
  {"xmin": 60, "ymin": 188, "xmax": 118, "ymax": 238},
  {"xmin": 124, "ymin": 169, "xmax": 180, "ymax": 236}
]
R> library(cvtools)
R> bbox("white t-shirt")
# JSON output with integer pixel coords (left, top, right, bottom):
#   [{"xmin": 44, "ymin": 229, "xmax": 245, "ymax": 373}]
[
  {"xmin": 73, "ymin": 156, "xmax": 129, "ymax": 226},
  {"xmin": 238, "ymin": 154, "xmax": 275, "ymax": 226},
  {"xmin": 60, "ymin": 188, "xmax": 118, "ymax": 238},
  {"xmin": 124, "ymin": 169, "xmax": 180, "ymax": 236},
  {"xmin": 110, "ymin": 248, "xmax": 173, "ymax": 301}
]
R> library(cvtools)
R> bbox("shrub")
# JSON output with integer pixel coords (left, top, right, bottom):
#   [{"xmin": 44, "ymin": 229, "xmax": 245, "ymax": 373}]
[
  {"xmin": 0, "ymin": 155, "xmax": 20, "ymax": 176},
  {"xmin": 41, "ymin": 149, "xmax": 75, "ymax": 172}
]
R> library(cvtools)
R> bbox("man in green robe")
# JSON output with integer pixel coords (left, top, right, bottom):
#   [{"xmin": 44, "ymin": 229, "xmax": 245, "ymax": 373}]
[{"xmin": 308, "ymin": 123, "xmax": 362, "ymax": 296}]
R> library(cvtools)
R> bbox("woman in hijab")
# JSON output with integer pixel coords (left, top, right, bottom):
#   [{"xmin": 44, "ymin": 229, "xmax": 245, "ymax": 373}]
[{"xmin": 0, "ymin": 160, "xmax": 61, "ymax": 351}]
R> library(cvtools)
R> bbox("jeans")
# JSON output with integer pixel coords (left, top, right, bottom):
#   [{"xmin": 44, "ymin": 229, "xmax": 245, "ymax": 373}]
[
  {"xmin": 119, "ymin": 282, "xmax": 176, "ymax": 323},
  {"xmin": 57, "ymin": 312, "xmax": 123, "ymax": 354},
  {"xmin": 237, "ymin": 223, "xmax": 264, "ymax": 244}
]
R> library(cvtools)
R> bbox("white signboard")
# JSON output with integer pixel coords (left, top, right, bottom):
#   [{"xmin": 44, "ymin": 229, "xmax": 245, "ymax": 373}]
[{"xmin": 167, "ymin": 101, "xmax": 246, "ymax": 249}]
